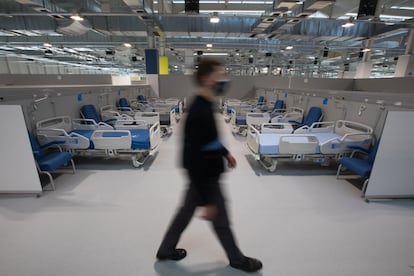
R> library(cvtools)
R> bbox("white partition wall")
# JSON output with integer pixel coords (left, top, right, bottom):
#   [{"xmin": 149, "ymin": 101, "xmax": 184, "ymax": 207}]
[
  {"xmin": 0, "ymin": 105, "xmax": 42, "ymax": 194},
  {"xmin": 365, "ymin": 111, "xmax": 414, "ymax": 200}
]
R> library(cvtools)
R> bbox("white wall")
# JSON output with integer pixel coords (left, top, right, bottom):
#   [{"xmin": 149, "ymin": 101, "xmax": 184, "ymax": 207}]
[
  {"xmin": 0, "ymin": 105, "xmax": 42, "ymax": 194},
  {"xmin": 365, "ymin": 111, "xmax": 414, "ymax": 199}
]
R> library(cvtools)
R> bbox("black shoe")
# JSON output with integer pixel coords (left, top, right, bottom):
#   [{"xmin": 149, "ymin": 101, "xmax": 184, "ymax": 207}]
[
  {"xmin": 156, "ymin": 248, "xmax": 187, "ymax": 261},
  {"xmin": 230, "ymin": 257, "xmax": 263, "ymax": 272}
]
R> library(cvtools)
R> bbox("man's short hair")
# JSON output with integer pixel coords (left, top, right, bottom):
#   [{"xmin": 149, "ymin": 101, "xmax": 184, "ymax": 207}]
[{"xmin": 195, "ymin": 58, "xmax": 223, "ymax": 86}]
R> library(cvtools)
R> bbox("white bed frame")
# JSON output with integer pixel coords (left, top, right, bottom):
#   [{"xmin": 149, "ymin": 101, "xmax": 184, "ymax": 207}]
[
  {"xmin": 36, "ymin": 116, "xmax": 161, "ymax": 168},
  {"xmin": 247, "ymin": 120, "xmax": 373, "ymax": 172},
  {"xmin": 102, "ymin": 104, "xmax": 174, "ymax": 137}
]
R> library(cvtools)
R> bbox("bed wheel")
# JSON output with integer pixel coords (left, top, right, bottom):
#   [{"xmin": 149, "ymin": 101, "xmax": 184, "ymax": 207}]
[
  {"xmin": 259, "ymin": 157, "xmax": 277, "ymax": 172},
  {"xmin": 131, "ymin": 155, "xmax": 143, "ymax": 168},
  {"xmin": 161, "ymin": 127, "xmax": 168, "ymax": 137},
  {"xmin": 267, "ymin": 162, "xmax": 277, "ymax": 172}
]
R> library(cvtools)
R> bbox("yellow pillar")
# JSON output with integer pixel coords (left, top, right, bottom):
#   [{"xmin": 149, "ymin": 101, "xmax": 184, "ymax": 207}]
[{"xmin": 159, "ymin": 56, "xmax": 169, "ymax": 75}]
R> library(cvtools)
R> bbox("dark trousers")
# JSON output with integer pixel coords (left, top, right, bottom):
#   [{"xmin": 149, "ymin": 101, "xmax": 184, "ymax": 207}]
[{"xmin": 157, "ymin": 177, "xmax": 244, "ymax": 263}]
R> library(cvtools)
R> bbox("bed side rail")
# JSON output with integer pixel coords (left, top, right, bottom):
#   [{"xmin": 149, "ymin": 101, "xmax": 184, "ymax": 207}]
[
  {"xmin": 91, "ymin": 130, "xmax": 131, "ymax": 150},
  {"xmin": 100, "ymin": 105, "xmax": 133, "ymax": 122},
  {"xmin": 36, "ymin": 127, "xmax": 90, "ymax": 149},
  {"xmin": 246, "ymin": 124, "xmax": 261, "ymax": 158},
  {"xmin": 149, "ymin": 121, "xmax": 161, "ymax": 151},
  {"xmin": 134, "ymin": 112, "xmax": 160, "ymax": 126},
  {"xmin": 229, "ymin": 108, "xmax": 237, "ymax": 125},
  {"xmin": 319, "ymin": 133, "xmax": 374, "ymax": 154},
  {"xmin": 334, "ymin": 120, "xmax": 373, "ymax": 136},
  {"xmin": 278, "ymin": 134, "xmax": 319, "ymax": 154},
  {"xmin": 246, "ymin": 113, "xmax": 270, "ymax": 126},
  {"xmin": 261, "ymin": 123, "xmax": 293, "ymax": 134},
  {"xmin": 113, "ymin": 119, "xmax": 147, "ymax": 129},
  {"xmin": 271, "ymin": 109, "xmax": 303, "ymax": 124},
  {"xmin": 294, "ymin": 121, "xmax": 335, "ymax": 134},
  {"xmin": 169, "ymin": 109, "xmax": 176, "ymax": 126},
  {"xmin": 36, "ymin": 116, "xmax": 73, "ymax": 133},
  {"xmin": 72, "ymin": 118, "xmax": 113, "ymax": 130}
]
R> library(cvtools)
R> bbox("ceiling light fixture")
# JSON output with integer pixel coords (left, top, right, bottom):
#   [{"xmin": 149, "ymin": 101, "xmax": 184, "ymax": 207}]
[
  {"xmin": 70, "ymin": 14, "xmax": 84, "ymax": 21},
  {"xmin": 285, "ymin": 45, "xmax": 293, "ymax": 50},
  {"xmin": 206, "ymin": 43, "xmax": 213, "ymax": 48},
  {"xmin": 43, "ymin": 43, "xmax": 52, "ymax": 47},
  {"xmin": 342, "ymin": 17, "xmax": 355, "ymax": 28},
  {"xmin": 123, "ymin": 43, "xmax": 132, "ymax": 48},
  {"xmin": 362, "ymin": 48, "xmax": 371, "ymax": 52},
  {"xmin": 210, "ymin": 12, "xmax": 220, "ymax": 23},
  {"xmin": 193, "ymin": 52, "xmax": 228, "ymax": 56}
]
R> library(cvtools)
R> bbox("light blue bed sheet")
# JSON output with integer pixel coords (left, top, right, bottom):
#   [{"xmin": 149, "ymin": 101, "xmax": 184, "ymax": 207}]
[
  {"xmin": 259, "ymin": 132, "xmax": 341, "ymax": 155},
  {"xmin": 70, "ymin": 129, "xmax": 150, "ymax": 150}
]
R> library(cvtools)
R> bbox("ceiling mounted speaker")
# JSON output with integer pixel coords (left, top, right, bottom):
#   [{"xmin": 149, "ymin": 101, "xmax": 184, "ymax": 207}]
[
  {"xmin": 357, "ymin": 0, "xmax": 378, "ymax": 19},
  {"xmin": 185, "ymin": 0, "xmax": 199, "ymax": 14},
  {"xmin": 323, "ymin": 47, "xmax": 329, "ymax": 57}
]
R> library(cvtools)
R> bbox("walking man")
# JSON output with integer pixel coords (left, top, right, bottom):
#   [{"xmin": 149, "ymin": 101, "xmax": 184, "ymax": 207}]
[{"xmin": 156, "ymin": 58, "xmax": 262, "ymax": 273}]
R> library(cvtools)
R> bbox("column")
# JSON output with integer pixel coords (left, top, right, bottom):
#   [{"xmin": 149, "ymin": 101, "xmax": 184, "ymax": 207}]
[
  {"xmin": 355, "ymin": 40, "xmax": 373, "ymax": 79},
  {"xmin": 394, "ymin": 29, "xmax": 414, "ymax": 77},
  {"xmin": 183, "ymin": 49, "xmax": 194, "ymax": 75},
  {"xmin": 145, "ymin": 48, "xmax": 160, "ymax": 97}
]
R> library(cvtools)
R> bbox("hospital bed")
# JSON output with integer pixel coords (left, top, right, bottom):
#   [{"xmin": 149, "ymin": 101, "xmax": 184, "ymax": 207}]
[
  {"xmin": 247, "ymin": 120, "xmax": 373, "ymax": 172},
  {"xmin": 129, "ymin": 96, "xmax": 183, "ymax": 122},
  {"xmin": 242, "ymin": 106, "xmax": 304, "ymax": 128},
  {"xmin": 118, "ymin": 98, "xmax": 178, "ymax": 136},
  {"xmin": 35, "ymin": 116, "xmax": 161, "ymax": 168},
  {"xmin": 229, "ymin": 101, "xmax": 294, "ymax": 137},
  {"xmin": 228, "ymin": 98, "xmax": 279, "ymax": 136},
  {"xmin": 101, "ymin": 105, "xmax": 160, "ymax": 127},
  {"xmin": 223, "ymin": 96, "xmax": 266, "ymax": 123}
]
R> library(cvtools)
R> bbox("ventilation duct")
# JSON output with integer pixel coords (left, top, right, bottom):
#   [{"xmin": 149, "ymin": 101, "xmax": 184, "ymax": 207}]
[{"xmin": 15, "ymin": 0, "xmax": 66, "ymax": 11}]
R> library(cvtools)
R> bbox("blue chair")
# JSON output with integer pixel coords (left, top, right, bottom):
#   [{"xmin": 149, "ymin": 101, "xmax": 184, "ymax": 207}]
[
  {"xmin": 81, "ymin": 104, "xmax": 118, "ymax": 125},
  {"xmin": 119, "ymin": 97, "xmax": 130, "ymax": 108},
  {"xmin": 28, "ymin": 132, "xmax": 75, "ymax": 191},
  {"xmin": 118, "ymin": 97, "xmax": 136, "ymax": 113},
  {"xmin": 289, "ymin": 106, "xmax": 322, "ymax": 128},
  {"xmin": 137, "ymin": 95, "xmax": 148, "ymax": 104},
  {"xmin": 270, "ymin": 100, "xmax": 284, "ymax": 114},
  {"xmin": 336, "ymin": 140, "xmax": 380, "ymax": 195}
]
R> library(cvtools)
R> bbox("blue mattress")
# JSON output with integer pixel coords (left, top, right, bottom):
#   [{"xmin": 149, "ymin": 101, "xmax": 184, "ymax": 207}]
[
  {"xmin": 71, "ymin": 129, "xmax": 150, "ymax": 150},
  {"xmin": 129, "ymin": 129, "xmax": 150, "ymax": 149},
  {"xmin": 259, "ymin": 132, "xmax": 341, "ymax": 155}
]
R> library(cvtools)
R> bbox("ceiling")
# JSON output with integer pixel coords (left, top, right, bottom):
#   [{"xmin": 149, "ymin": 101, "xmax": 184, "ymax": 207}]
[{"xmin": 0, "ymin": 0, "xmax": 413, "ymax": 77}]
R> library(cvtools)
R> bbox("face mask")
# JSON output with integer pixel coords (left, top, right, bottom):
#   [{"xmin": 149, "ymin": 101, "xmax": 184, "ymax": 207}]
[{"xmin": 214, "ymin": 80, "xmax": 230, "ymax": 96}]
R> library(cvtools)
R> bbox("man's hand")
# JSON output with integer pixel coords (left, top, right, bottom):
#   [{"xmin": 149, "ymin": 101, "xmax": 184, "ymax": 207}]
[
  {"xmin": 225, "ymin": 153, "xmax": 237, "ymax": 169},
  {"xmin": 201, "ymin": 205, "xmax": 218, "ymax": 221}
]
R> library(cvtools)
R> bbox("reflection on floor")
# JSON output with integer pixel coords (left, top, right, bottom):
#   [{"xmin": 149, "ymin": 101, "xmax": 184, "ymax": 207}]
[{"xmin": 1, "ymin": 114, "xmax": 414, "ymax": 276}]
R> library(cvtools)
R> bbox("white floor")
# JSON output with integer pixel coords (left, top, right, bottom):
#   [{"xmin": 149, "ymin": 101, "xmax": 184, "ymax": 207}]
[{"xmin": 1, "ymin": 115, "xmax": 414, "ymax": 276}]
